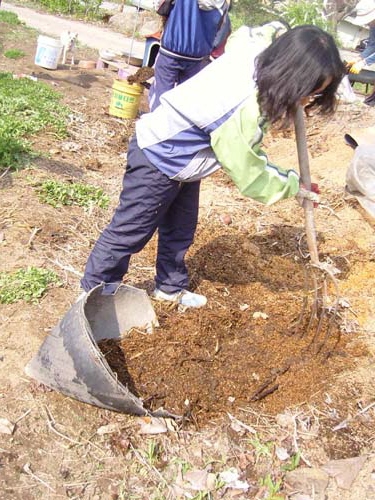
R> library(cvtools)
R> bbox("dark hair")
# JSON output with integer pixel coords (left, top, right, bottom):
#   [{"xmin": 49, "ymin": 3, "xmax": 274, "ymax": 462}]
[{"xmin": 256, "ymin": 25, "xmax": 345, "ymax": 124}]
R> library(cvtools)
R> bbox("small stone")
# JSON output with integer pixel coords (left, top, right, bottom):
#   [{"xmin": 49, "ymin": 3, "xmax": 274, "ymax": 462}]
[
  {"xmin": 253, "ymin": 311, "xmax": 269, "ymax": 320},
  {"xmin": 220, "ymin": 214, "xmax": 232, "ymax": 225},
  {"xmin": 285, "ymin": 468, "xmax": 329, "ymax": 500}
]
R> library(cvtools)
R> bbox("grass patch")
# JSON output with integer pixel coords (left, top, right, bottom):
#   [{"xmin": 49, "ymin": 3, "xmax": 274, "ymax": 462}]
[
  {"xmin": 0, "ymin": 10, "xmax": 22, "ymax": 25},
  {"xmin": 0, "ymin": 137, "xmax": 31, "ymax": 168},
  {"xmin": 4, "ymin": 48, "xmax": 26, "ymax": 59},
  {"xmin": 352, "ymin": 81, "xmax": 373, "ymax": 95},
  {"xmin": 0, "ymin": 267, "xmax": 61, "ymax": 304},
  {"xmin": 37, "ymin": 179, "xmax": 110, "ymax": 210},
  {"xmin": 30, "ymin": 0, "xmax": 103, "ymax": 20},
  {"xmin": 0, "ymin": 72, "xmax": 69, "ymax": 171}
]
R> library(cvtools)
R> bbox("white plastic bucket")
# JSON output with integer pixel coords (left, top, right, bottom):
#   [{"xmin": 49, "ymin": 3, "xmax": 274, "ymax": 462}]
[{"xmin": 34, "ymin": 35, "xmax": 63, "ymax": 70}]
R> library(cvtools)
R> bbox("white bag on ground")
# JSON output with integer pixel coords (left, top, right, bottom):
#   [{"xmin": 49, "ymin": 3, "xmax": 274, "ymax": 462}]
[
  {"xmin": 337, "ymin": 75, "xmax": 358, "ymax": 103},
  {"xmin": 346, "ymin": 144, "xmax": 375, "ymax": 217}
]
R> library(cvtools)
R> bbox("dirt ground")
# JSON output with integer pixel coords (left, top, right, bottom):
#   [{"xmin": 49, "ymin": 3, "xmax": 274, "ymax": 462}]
[{"xmin": 0, "ymin": 16, "xmax": 374, "ymax": 500}]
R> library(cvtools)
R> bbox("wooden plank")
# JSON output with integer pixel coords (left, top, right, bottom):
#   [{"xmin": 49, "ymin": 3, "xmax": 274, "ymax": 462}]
[{"xmin": 98, "ymin": 58, "xmax": 130, "ymax": 70}]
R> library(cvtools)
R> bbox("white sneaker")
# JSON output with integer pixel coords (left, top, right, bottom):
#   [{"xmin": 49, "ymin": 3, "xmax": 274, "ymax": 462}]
[{"xmin": 152, "ymin": 288, "xmax": 207, "ymax": 308}]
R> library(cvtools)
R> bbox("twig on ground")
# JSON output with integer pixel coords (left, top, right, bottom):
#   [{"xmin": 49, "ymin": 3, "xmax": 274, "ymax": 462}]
[
  {"xmin": 44, "ymin": 405, "xmax": 82, "ymax": 445},
  {"xmin": 249, "ymin": 364, "xmax": 290, "ymax": 401},
  {"xmin": 44, "ymin": 405, "xmax": 105, "ymax": 454},
  {"xmin": 332, "ymin": 400, "xmax": 375, "ymax": 431},
  {"xmin": 48, "ymin": 258, "xmax": 83, "ymax": 277},
  {"xmin": 227, "ymin": 413, "xmax": 257, "ymax": 434},
  {"xmin": 22, "ymin": 463, "xmax": 56, "ymax": 492},
  {"xmin": 27, "ymin": 227, "xmax": 41, "ymax": 248},
  {"xmin": 319, "ymin": 203, "xmax": 341, "ymax": 219},
  {"xmin": 15, "ymin": 408, "xmax": 31, "ymax": 424},
  {"xmin": 133, "ymin": 265, "xmax": 155, "ymax": 271},
  {"xmin": 0, "ymin": 167, "xmax": 11, "ymax": 179}
]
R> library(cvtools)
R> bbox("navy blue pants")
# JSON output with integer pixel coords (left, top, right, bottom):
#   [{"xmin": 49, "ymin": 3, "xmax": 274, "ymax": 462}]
[
  {"xmin": 81, "ymin": 137, "xmax": 200, "ymax": 294},
  {"xmin": 149, "ymin": 52, "xmax": 207, "ymax": 111}
]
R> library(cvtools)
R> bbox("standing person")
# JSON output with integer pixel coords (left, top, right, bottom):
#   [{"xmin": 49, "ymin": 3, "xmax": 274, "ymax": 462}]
[
  {"xmin": 80, "ymin": 24, "xmax": 345, "ymax": 308},
  {"xmin": 210, "ymin": 1, "xmax": 232, "ymax": 59},
  {"xmin": 149, "ymin": 0, "xmax": 231, "ymax": 111},
  {"xmin": 347, "ymin": 0, "xmax": 375, "ymax": 104}
]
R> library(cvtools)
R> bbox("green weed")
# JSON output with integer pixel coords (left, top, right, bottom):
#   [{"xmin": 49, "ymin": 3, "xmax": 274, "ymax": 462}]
[
  {"xmin": 353, "ymin": 81, "xmax": 373, "ymax": 96},
  {"xmin": 37, "ymin": 179, "xmax": 110, "ymax": 210},
  {"xmin": 249, "ymin": 436, "xmax": 273, "ymax": 462},
  {"xmin": 0, "ymin": 137, "xmax": 31, "ymax": 168},
  {"xmin": 145, "ymin": 440, "xmax": 161, "ymax": 466},
  {"xmin": 230, "ymin": 0, "xmax": 277, "ymax": 30},
  {"xmin": 0, "ymin": 10, "xmax": 22, "ymax": 25},
  {"xmin": 191, "ymin": 492, "xmax": 211, "ymax": 500},
  {"xmin": 0, "ymin": 72, "xmax": 69, "ymax": 170},
  {"xmin": 281, "ymin": 451, "xmax": 301, "ymax": 472},
  {"xmin": 171, "ymin": 457, "xmax": 191, "ymax": 475},
  {"xmin": 259, "ymin": 473, "xmax": 284, "ymax": 500},
  {"xmin": 4, "ymin": 49, "xmax": 25, "ymax": 59},
  {"xmin": 273, "ymin": 0, "xmax": 335, "ymax": 35},
  {"xmin": 0, "ymin": 266, "xmax": 61, "ymax": 304}
]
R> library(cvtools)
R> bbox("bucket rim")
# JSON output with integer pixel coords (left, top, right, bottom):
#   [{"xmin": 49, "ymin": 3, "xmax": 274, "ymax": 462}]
[
  {"xmin": 113, "ymin": 78, "xmax": 144, "ymax": 92},
  {"xmin": 37, "ymin": 34, "xmax": 63, "ymax": 47}
]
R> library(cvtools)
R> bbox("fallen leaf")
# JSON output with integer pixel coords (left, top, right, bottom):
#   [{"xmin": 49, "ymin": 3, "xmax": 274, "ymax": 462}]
[
  {"xmin": 164, "ymin": 418, "xmax": 179, "ymax": 432},
  {"xmin": 338, "ymin": 297, "xmax": 351, "ymax": 308},
  {"xmin": 184, "ymin": 468, "xmax": 208, "ymax": 491},
  {"xmin": 96, "ymin": 423, "xmax": 120, "ymax": 435},
  {"xmin": 276, "ymin": 446, "xmax": 290, "ymax": 461},
  {"xmin": 321, "ymin": 456, "xmax": 367, "ymax": 489},
  {"xmin": 0, "ymin": 418, "xmax": 15, "ymax": 435},
  {"xmin": 227, "ymin": 413, "xmax": 256, "ymax": 434},
  {"xmin": 284, "ymin": 468, "xmax": 329, "ymax": 497},
  {"xmin": 219, "ymin": 468, "xmax": 250, "ymax": 491},
  {"xmin": 138, "ymin": 416, "xmax": 168, "ymax": 435},
  {"xmin": 206, "ymin": 472, "xmax": 217, "ymax": 491},
  {"xmin": 276, "ymin": 412, "xmax": 295, "ymax": 430}
]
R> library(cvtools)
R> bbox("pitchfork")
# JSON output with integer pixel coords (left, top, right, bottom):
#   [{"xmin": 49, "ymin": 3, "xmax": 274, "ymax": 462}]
[
  {"xmin": 292, "ymin": 105, "xmax": 341, "ymax": 352},
  {"xmin": 249, "ymin": 107, "xmax": 343, "ymax": 402}
]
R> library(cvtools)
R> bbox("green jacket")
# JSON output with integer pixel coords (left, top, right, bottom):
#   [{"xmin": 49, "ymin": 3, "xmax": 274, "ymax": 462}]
[{"xmin": 137, "ymin": 23, "xmax": 300, "ymax": 205}]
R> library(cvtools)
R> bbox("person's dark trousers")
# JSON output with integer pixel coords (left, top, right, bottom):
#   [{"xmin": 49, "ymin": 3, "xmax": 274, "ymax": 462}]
[
  {"xmin": 364, "ymin": 89, "xmax": 375, "ymax": 106},
  {"xmin": 81, "ymin": 137, "xmax": 200, "ymax": 294},
  {"xmin": 149, "ymin": 52, "xmax": 206, "ymax": 111}
]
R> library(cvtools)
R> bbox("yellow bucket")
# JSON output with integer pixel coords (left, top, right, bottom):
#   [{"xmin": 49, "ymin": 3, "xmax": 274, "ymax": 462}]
[{"xmin": 109, "ymin": 79, "xmax": 143, "ymax": 119}]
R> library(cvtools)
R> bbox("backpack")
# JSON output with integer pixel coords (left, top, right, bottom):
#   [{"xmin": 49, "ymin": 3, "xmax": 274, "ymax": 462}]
[{"xmin": 156, "ymin": 0, "xmax": 175, "ymax": 16}]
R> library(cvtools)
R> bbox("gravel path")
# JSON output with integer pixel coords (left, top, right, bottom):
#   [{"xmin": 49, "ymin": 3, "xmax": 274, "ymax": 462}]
[{"xmin": 2, "ymin": 2, "xmax": 145, "ymax": 58}]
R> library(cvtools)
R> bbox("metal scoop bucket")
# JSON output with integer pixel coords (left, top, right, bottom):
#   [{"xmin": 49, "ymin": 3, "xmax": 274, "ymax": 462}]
[{"xmin": 25, "ymin": 284, "xmax": 171, "ymax": 417}]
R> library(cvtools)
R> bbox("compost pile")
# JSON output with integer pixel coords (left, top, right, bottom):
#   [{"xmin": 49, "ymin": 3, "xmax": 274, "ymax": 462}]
[
  {"xmin": 99, "ymin": 224, "xmax": 367, "ymax": 425},
  {"xmin": 127, "ymin": 66, "xmax": 154, "ymax": 86}
]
